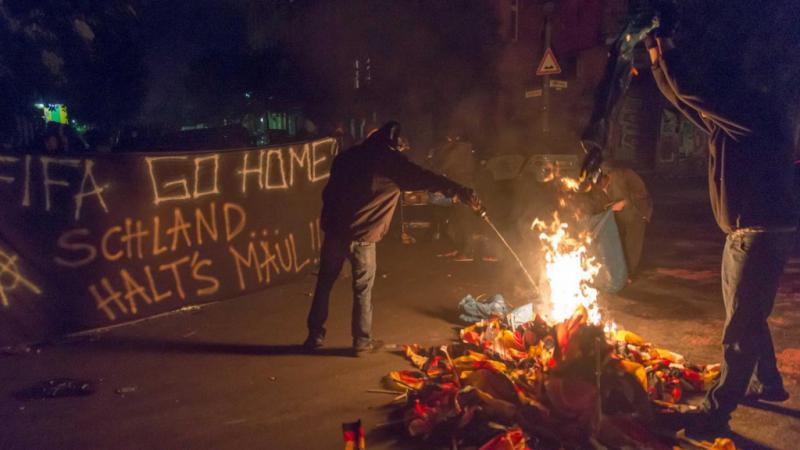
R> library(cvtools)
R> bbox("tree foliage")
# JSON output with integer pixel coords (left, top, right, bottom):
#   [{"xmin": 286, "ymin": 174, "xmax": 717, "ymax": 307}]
[
  {"xmin": 184, "ymin": 44, "xmax": 306, "ymax": 125},
  {"xmin": 0, "ymin": 0, "xmax": 148, "ymax": 128}
]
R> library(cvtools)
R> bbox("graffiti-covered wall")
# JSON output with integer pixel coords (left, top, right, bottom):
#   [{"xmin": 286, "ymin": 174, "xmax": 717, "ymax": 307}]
[
  {"xmin": 655, "ymin": 107, "xmax": 708, "ymax": 177},
  {"xmin": 607, "ymin": 77, "xmax": 662, "ymax": 170},
  {"xmin": 0, "ymin": 138, "xmax": 337, "ymax": 345}
]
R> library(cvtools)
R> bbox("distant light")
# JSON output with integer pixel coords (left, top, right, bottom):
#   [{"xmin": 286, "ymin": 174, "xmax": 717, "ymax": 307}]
[
  {"xmin": 260, "ymin": 117, "xmax": 264, "ymax": 123},
  {"xmin": 37, "ymin": 103, "xmax": 68, "ymax": 124},
  {"xmin": 245, "ymin": 91, "xmax": 253, "ymax": 99}
]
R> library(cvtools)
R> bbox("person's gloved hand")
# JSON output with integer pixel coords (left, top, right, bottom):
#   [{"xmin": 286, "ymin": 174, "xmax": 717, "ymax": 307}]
[{"xmin": 578, "ymin": 141, "xmax": 604, "ymax": 191}]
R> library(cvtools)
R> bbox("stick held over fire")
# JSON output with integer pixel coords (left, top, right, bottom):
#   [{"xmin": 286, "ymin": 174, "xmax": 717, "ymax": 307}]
[{"xmin": 476, "ymin": 207, "xmax": 539, "ymax": 295}]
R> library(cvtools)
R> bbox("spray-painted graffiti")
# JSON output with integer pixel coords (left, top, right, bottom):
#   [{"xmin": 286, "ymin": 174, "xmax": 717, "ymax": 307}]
[
  {"xmin": 0, "ymin": 138, "xmax": 337, "ymax": 344},
  {"xmin": 146, "ymin": 140, "xmax": 334, "ymax": 204},
  {"xmin": 611, "ymin": 85, "xmax": 661, "ymax": 167},
  {"xmin": 654, "ymin": 107, "xmax": 708, "ymax": 176},
  {"xmin": 0, "ymin": 155, "xmax": 110, "ymax": 220},
  {"xmin": 657, "ymin": 109, "xmax": 679, "ymax": 163},
  {"xmin": 0, "ymin": 245, "xmax": 42, "ymax": 308}
]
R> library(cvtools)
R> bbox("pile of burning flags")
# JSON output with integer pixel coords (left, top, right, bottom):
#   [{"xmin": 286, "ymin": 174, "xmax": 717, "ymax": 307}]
[
  {"xmin": 375, "ymin": 215, "xmax": 735, "ymax": 449},
  {"xmin": 383, "ymin": 305, "xmax": 727, "ymax": 449}
]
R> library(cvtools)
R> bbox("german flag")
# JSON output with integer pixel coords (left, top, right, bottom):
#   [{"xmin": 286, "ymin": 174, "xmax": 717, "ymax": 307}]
[{"xmin": 342, "ymin": 419, "xmax": 365, "ymax": 450}]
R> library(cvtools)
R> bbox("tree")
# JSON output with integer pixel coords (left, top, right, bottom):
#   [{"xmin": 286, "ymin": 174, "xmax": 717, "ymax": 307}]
[
  {"xmin": 183, "ymin": 43, "xmax": 309, "ymax": 125},
  {"xmin": 0, "ymin": 0, "xmax": 148, "ymax": 129}
]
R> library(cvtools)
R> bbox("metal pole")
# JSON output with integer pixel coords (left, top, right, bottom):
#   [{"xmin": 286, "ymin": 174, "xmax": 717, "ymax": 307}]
[
  {"xmin": 542, "ymin": 2, "xmax": 554, "ymax": 134},
  {"xmin": 481, "ymin": 213, "xmax": 539, "ymax": 293}
]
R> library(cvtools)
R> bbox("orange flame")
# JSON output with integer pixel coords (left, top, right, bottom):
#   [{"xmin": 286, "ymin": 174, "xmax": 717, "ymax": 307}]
[
  {"xmin": 559, "ymin": 177, "xmax": 582, "ymax": 192},
  {"xmin": 532, "ymin": 213, "xmax": 602, "ymax": 325}
]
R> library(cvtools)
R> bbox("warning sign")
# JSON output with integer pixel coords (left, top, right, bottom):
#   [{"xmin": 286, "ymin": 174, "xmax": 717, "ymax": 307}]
[{"xmin": 536, "ymin": 48, "xmax": 561, "ymax": 76}]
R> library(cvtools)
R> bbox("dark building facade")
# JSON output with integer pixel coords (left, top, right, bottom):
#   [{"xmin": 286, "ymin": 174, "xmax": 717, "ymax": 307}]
[{"xmin": 490, "ymin": 0, "xmax": 706, "ymax": 176}]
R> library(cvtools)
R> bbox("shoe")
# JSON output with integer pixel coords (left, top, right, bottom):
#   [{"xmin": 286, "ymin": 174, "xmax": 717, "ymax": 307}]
[
  {"xmin": 744, "ymin": 381, "xmax": 790, "ymax": 402},
  {"xmin": 302, "ymin": 334, "xmax": 324, "ymax": 351},
  {"xmin": 353, "ymin": 339, "xmax": 384, "ymax": 354},
  {"xmin": 682, "ymin": 410, "xmax": 730, "ymax": 439}
]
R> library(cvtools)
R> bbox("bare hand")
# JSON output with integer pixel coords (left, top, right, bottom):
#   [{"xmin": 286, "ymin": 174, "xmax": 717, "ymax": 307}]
[
  {"xmin": 469, "ymin": 196, "xmax": 483, "ymax": 213},
  {"xmin": 611, "ymin": 200, "xmax": 626, "ymax": 212},
  {"xmin": 455, "ymin": 188, "xmax": 482, "ymax": 212}
]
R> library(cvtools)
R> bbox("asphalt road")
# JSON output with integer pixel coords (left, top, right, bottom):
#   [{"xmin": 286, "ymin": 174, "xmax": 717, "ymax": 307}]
[{"xmin": 2, "ymin": 181, "xmax": 799, "ymax": 449}]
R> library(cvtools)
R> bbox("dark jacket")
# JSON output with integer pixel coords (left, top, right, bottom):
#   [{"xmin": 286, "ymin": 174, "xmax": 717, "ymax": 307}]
[
  {"xmin": 651, "ymin": 48, "xmax": 797, "ymax": 234},
  {"xmin": 321, "ymin": 137, "xmax": 465, "ymax": 243}
]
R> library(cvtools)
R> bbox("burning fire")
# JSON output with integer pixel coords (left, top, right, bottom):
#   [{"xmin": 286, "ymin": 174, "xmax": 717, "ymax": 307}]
[
  {"xmin": 533, "ymin": 213, "xmax": 602, "ymax": 326},
  {"xmin": 559, "ymin": 177, "xmax": 582, "ymax": 192}
]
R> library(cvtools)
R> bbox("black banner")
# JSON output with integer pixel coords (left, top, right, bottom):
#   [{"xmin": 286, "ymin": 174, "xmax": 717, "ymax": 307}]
[{"xmin": 0, "ymin": 138, "xmax": 338, "ymax": 345}]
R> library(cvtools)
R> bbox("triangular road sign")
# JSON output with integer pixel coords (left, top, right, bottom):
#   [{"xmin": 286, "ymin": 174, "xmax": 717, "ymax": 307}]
[{"xmin": 536, "ymin": 48, "xmax": 561, "ymax": 76}]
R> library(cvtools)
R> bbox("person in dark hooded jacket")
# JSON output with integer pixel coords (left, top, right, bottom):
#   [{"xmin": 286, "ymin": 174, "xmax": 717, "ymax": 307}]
[
  {"xmin": 304, "ymin": 121, "xmax": 481, "ymax": 353},
  {"xmin": 647, "ymin": 26, "xmax": 797, "ymax": 435}
]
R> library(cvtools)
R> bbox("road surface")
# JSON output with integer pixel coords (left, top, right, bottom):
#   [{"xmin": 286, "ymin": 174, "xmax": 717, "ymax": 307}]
[{"xmin": 2, "ymin": 180, "xmax": 799, "ymax": 449}]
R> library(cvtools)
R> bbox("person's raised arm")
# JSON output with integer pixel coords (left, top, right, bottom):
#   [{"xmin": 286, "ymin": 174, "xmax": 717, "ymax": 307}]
[
  {"xmin": 648, "ymin": 36, "xmax": 752, "ymax": 140},
  {"xmin": 379, "ymin": 151, "xmax": 480, "ymax": 209},
  {"xmin": 647, "ymin": 36, "xmax": 709, "ymax": 133}
]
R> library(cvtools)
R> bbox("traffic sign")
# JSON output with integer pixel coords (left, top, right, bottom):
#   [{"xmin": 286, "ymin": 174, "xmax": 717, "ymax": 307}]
[
  {"xmin": 536, "ymin": 48, "xmax": 561, "ymax": 76},
  {"xmin": 549, "ymin": 79, "xmax": 568, "ymax": 89},
  {"xmin": 525, "ymin": 89, "xmax": 543, "ymax": 98}
]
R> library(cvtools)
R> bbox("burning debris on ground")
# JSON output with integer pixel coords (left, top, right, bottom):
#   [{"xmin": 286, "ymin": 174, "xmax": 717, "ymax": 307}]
[
  {"xmin": 379, "ymin": 216, "xmax": 729, "ymax": 450},
  {"xmin": 383, "ymin": 310, "xmax": 725, "ymax": 449}
]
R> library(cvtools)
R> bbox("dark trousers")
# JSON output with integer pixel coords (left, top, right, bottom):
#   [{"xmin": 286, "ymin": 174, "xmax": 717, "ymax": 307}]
[
  {"xmin": 306, "ymin": 237, "xmax": 377, "ymax": 346},
  {"xmin": 704, "ymin": 229, "xmax": 795, "ymax": 419}
]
